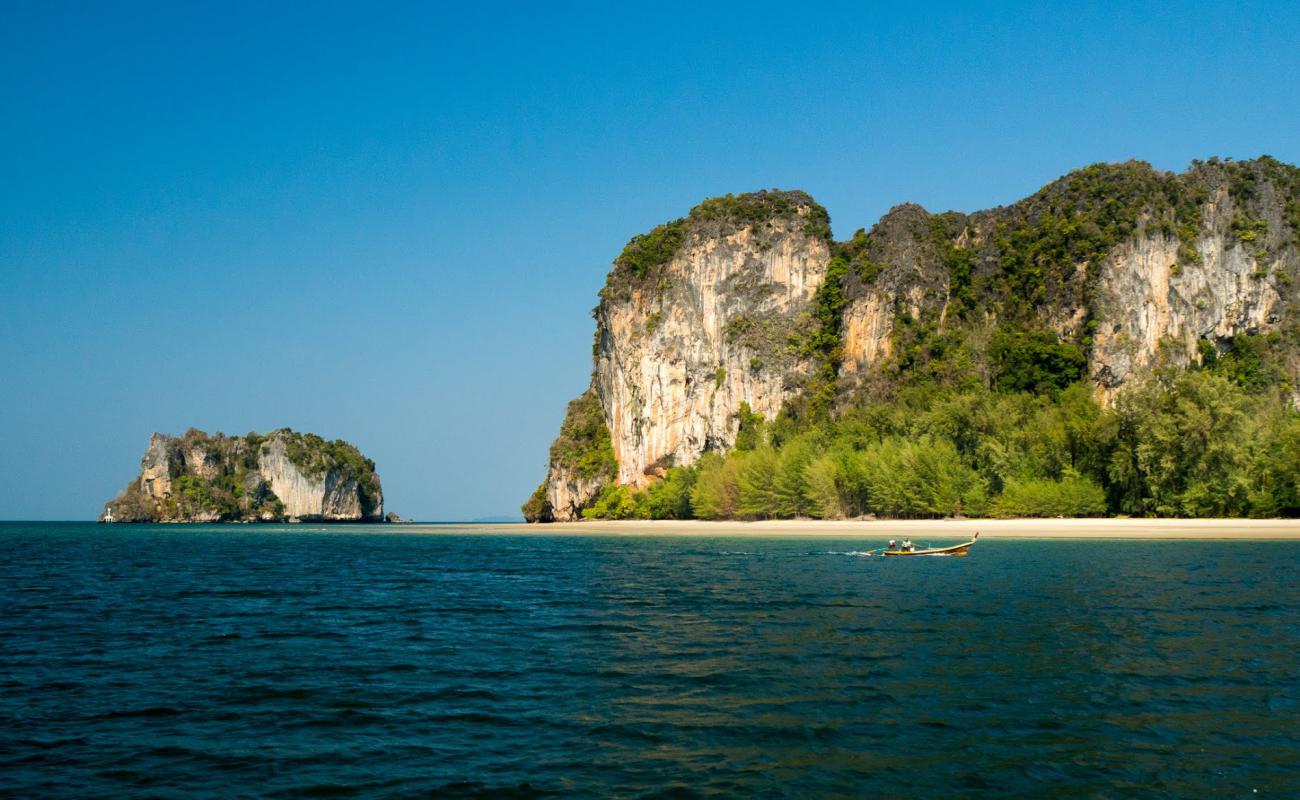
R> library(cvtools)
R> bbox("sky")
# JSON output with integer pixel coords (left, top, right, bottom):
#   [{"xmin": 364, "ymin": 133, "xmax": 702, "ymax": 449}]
[{"xmin": 2, "ymin": 1, "xmax": 1298, "ymax": 520}]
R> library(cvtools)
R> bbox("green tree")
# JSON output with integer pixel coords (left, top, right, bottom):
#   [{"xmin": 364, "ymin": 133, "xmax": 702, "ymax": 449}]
[
  {"xmin": 773, "ymin": 435, "xmax": 819, "ymax": 517},
  {"xmin": 989, "ymin": 330, "xmax": 1087, "ymax": 396},
  {"xmin": 582, "ymin": 485, "xmax": 637, "ymax": 519},
  {"xmin": 635, "ymin": 466, "xmax": 698, "ymax": 519},
  {"xmin": 733, "ymin": 402, "xmax": 766, "ymax": 451},
  {"xmin": 803, "ymin": 455, "xmax": 844, "ymax": 518},
  {"xmin": 1115, "ymin": 371, "xmax": 1254, "ymax": 516},
  {"xmin": 993, "ymin": 470, "xmax": 1107, "ymax": 517},
  {"xmin": 736, "ymin": 447, "xmax": 780, "ymax": 519},
  {"xmin": 1244, "ymin": 413, "xmax": 1300, "ymax": 516},
  {"xmin": 689, "ymin": 452, "xmax": 741, "ymax": 520},
  {"xmin": 857, "ymin": 437, "xmax": 985, "ymax": 518}
]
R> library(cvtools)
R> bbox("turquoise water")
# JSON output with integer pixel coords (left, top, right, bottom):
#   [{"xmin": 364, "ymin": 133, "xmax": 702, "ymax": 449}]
[{"xmin": 1, "ymin": 523, "xmax": 1297, "ymax": 797}]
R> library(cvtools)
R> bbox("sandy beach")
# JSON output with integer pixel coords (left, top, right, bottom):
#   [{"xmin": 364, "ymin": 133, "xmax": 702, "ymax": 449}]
[{"xmin": 408, "ymin": 518, "xmax": 1300, "ymax": 539}]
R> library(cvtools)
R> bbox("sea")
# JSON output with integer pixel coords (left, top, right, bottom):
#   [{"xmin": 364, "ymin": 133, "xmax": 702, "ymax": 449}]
[{"xmin": 1, "ymin": 522, "xmax": 1297, "ymax": 798}]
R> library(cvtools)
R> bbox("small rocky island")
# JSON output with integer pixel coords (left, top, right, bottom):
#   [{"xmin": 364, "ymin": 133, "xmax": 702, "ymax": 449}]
[{"xmin": 101, "ymin": 428, "xmax": 387, "ymax": 523}]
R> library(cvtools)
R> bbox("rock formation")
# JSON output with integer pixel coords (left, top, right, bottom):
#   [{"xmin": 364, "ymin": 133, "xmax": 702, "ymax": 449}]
[
  {"xmin": 102, "ymin": 428, "xmax": 385, "ymax": 522},
  {"xmin": 524, "ymin": 191, "xmax": 833, "ymax": 522},
  {"xmin": 594, "ymin": 192, "xmax": 832, "ymax": 489},
  {"xmin": 526, "ymin": 158, "xmax": 1300, "ymax": 521},
  {"xmin": 1087, "ymin": 184, "xmax": 1287, "ymax": 398}
]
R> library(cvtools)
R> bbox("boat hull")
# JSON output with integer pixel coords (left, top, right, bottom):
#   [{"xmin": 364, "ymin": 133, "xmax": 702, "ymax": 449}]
[{"xmin": 882, "ymin": 540, "xmax": 976, "ymax": 557}]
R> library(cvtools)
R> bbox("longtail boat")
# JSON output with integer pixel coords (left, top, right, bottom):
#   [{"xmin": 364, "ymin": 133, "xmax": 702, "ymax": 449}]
[{"xmin": 883, "ymin": 532, "xmax": 979, "ymax": 557}]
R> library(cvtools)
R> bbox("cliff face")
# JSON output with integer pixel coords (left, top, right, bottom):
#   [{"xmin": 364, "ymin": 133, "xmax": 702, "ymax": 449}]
[
  {"xmin": 595, "ymin": 198, "xmax": 832, "ymax": 488},
  {"xmin": 832, "ymin": 158, "xmax": 1299, "ymax": 400},
  {"xmin": 102, "ymin": 428, "xmax": 384, "ymax": 523},
  {"xmin": 836, "ymin": 203, "xmax": 956, "ymax": 381},
  {"xmin": 258, "ymin": 436, "xmax": 377, "ymax": 520},
  {"xmin": 526, "ymin": 157, "xmax": 1300, "ymax": 521},
  {"xmin": 1088, "ymin": 184, "xmax": 1288, "ymax": 398},
  {"xmin": 526, "ymin": 191, "xmax": 832, "ymax": 521}
]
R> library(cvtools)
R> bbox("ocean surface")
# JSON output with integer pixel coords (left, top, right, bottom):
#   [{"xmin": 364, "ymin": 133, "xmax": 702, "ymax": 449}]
[{"xmin": 2, "ymin": 523, "xmax": 1297, "ymax": 798}]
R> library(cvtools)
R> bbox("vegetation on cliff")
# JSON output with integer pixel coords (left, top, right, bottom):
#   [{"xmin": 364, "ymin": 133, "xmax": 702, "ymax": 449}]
[
  {"xmin": 522, "ymin": 391, "xmax": 616, "ymax": 522},
  {"xmin": 548, "ymin": 391, "xmax": 617, "ymax": 481},
  {"xmin": 987, "ymin": 161, "xmax": 1207, "ymax": 316},
  {"xmin": 106, "ymin": 429, "xmax": 283, "ymax": 522},
  {"xmin": 529, "ymin": 156, "xmax": 1300, "ymax": 521},
  {"xmin": 687, "ymin": 189, "xmax": 831, "ymax": 241},
  {"xmin": 600, "ymin": 189, "xmax": 830, "ymax": 304}
]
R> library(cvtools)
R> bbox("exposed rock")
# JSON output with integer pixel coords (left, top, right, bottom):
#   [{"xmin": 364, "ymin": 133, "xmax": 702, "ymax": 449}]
[
  {"xmin": 547, "ymin": 464, "xmax": 607, "ymax": 522},
  {"xmin": 837, "ymin": 204, "xmax": 955, "ymax": 382},
  {"xmin": 597, "ymin": 210, "xmax": 831, "ymax": 488},
  {"xmin": 842, "ymin": 292, "xmax": 895, "ymax": 371},
  {"xmin": 1089, "ymin": 186, "xmax": 1285, "ymax": 398},
  {"xmin": 101, "ymin": 428, "xmax": 384, "ymax": 523},
  {"xmin": 531, "ymin": 191, "xmax": 832, "ymax": 520},
  {"xmin": 833, "ymin": 159, "xmax": 1299, "ymax": 400},
  {"xmin": 139, "ymin": 433, "xmax": 174, "ymax": 501},
  {"xmin": 258, "ymin": 436, "xmax": 371, "ymax": 520}
]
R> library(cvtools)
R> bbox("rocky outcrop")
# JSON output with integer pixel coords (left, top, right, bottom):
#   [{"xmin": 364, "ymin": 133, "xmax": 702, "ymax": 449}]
[
  {"xmin": 837, "ymin": 204, "xmax": 958, "ymax": 380},
  {"xmin": 832, "ymin": 159, "xmax": 1299, "ymax": 400},
  {"xmin": 596, "ymin": 202, "xmax": 831, "ymax": 488},
  {"xmin": 841, "ymin": 292, "xmax": 897, "ymax": 371},
  {"xmin": 138, "ymin": 433, "xmax": 175, "ymax": 501},
  {"xmin": 523, "ymin": 389, "xmax": 619, "ymax": 523},
  {"xmin": 1089, "ymin": 185, "xmax": 1288, "ymax": 397},
  {"xmin": 256, "ymin": 435, "xmax": 378, "ymax": 520},
  {"xmin": 102, "ymin": 428, "xmax": 385, "ymax": 523},
  {"xmin": 544, "ymin": 464, "xmax": 609, "ymax": 523},
  {"xmin": 526, "ymin": 157, "xmax": 1300, "ymax": 521},
  {"xmin": 526, "ymin": 191, "xmax": 833, "ymax": 521}
]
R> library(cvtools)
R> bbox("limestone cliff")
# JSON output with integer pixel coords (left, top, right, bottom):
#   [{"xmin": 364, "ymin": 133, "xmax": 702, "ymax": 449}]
[
  {"xmin": 525, "ymin": 191, "xmax": 833, "ymax": 521},
  {"xmin": 832, "ymin": 158, "xmax": 1299, "ymax": 402},
  {"xmin": 526, "ymin": 157, "xmax": 1300, "ymax": 521},
  {"xmin": 1088, "ymin": 182, "xmax": 1289, "ymax": 398},
  {"xmin": 102, "ymin": 428, "xmax": 385, "ymax": 523},
  {"xmin": 596, "ymin": 193, "xmax": 832, "ymax": 487}
]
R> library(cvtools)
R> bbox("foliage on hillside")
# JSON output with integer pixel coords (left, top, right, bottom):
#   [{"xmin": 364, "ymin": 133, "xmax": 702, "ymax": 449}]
[
  {"xmin": 989, "ymin": 330, "xmax": 1087, "ymax": 395},
  {"xmin": 989, "ymin": 161, "xmax": 1207, "ymax": 316},
  {"xmin": 611, "ymin": 220, "xmax": 686, "ymax": 282},
  {"xmin": 547, "ymin": 391, "xmax": 617, "ymax": 481},
  {"xmin": 521, "ymin": 482, "xmax": 552, "ymax": 523},
  {"xmin": 687, "ymin": 189, "xmax": 832, "ymax": 241},
  {"xmin": 583, "ymin": 363, "xmax": 1300, "ymax": 520},
  {"xmin": 522, "ymin": 390, "xmax": 619, "ymax": 522},
  {"xmin": 823, "ymin": 157, "xmax": 1300, "ymax": 404}
]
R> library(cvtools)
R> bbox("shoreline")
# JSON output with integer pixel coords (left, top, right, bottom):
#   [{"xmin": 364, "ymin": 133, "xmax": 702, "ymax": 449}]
[{"xmin": 402, "ymin": 518, "xmax": 1300, "ymax": 540}]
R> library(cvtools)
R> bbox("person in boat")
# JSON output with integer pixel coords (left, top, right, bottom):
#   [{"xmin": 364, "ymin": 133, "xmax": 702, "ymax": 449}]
[
  {"xmin": 888, "ymin": 539, "xmax": 897, "ymax": 550},
  {"xmin": 901, "ymin": 538, "xmax": 915, "ymax": 552}
]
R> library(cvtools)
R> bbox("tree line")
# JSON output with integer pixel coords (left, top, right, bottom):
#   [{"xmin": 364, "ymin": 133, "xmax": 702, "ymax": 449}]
[{"xmin": 582, "ymin": 370, "xmax": 1300, "ymax": 520}]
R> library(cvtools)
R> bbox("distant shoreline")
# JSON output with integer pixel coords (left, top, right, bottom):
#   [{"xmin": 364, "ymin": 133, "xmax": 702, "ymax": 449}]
[{"xmin": 401, "ymin": 518, "xmax": 1300, "ymax": 539}]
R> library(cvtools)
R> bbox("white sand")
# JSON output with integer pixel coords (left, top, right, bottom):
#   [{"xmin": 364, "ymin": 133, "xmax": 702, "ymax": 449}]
[{"xmin": 405, "ymin": 518, "xmax": 1300, "ymax": 539}]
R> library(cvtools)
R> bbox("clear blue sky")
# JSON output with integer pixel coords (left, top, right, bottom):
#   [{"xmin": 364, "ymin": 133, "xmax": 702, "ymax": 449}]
[{"xmin": 2, "ymin": 1, "xmax": 1297, "ymax": 520}]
